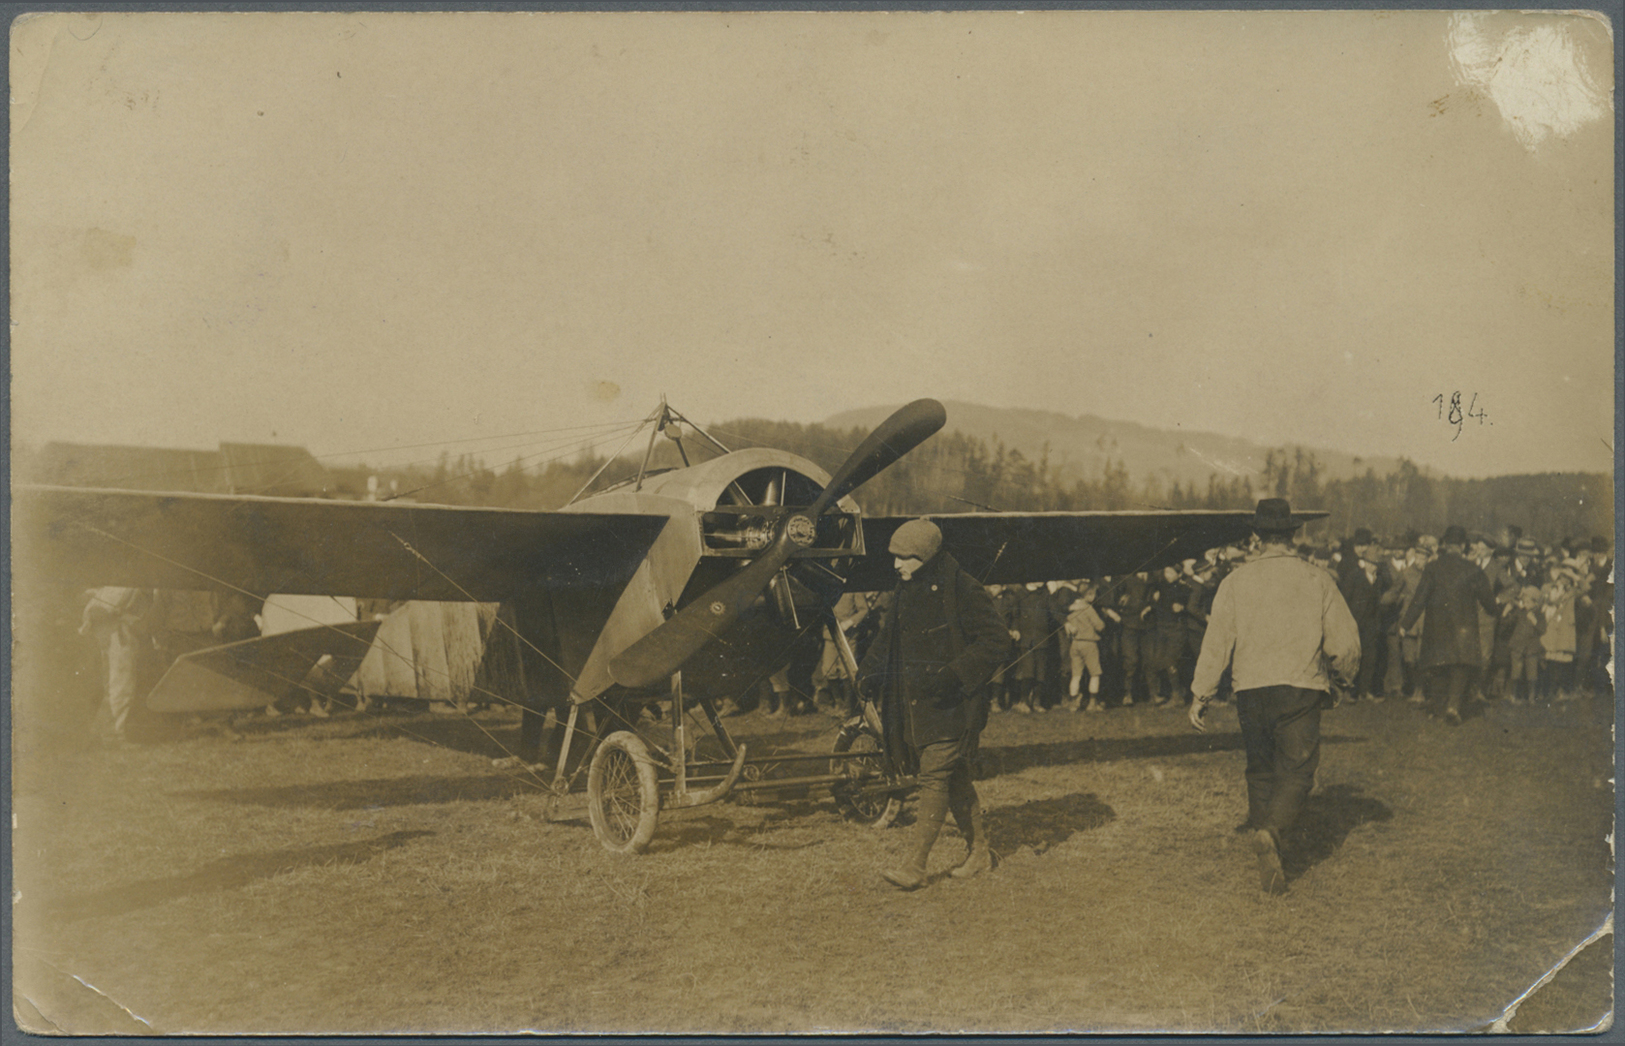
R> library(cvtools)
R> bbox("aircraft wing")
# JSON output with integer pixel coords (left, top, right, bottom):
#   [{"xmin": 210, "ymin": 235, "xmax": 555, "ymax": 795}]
[
  {"xmin": 850, "ymin": 510, "xmax": 1326, "ymax": 589},
  {"xmin": 14, "ymin": 485, "xmax": 670, "ymax": 602}
]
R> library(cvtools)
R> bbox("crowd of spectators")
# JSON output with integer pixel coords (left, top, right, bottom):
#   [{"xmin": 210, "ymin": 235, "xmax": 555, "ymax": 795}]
[
  {"xmin": 772, "ymin": 524, "xmax": 1614, "ymax": 723},
  {"xmin": 988, "ymin": 525, "xmax": 1612, "ymax": 718}
]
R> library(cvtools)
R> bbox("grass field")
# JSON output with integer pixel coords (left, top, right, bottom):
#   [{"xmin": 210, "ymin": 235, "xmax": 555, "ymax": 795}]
[{"xmin": 11, "ymin": 690, "xmax": 1614, "ymax": 1034}]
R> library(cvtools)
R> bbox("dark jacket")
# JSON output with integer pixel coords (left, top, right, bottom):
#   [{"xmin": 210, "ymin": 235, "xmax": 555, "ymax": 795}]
[
  {"xmin": 1047, "ymin": 584, "xmax": 1079, "ymax": 627},
  {"xmin": 1181, "ymin": 576, "xmax": 1213, "ymax": 637},
  {"xmin": 1399, "ymin": 551, "xmax": 1497, "ymax": 668},
  {"xmin": 1149, "ymin": 577, "xmax": 1185, "ymax": 633},
  {"xmin": 991, "ymin": 587, "xmax": 1021, "ymax": 631},
  {"xmin": 1013, "ymin": 585, "xmax": 1055, "ymax": 651},
  {"xmin": 1118, "ymin": 574, "xmax": 1152, "ymax": 631},
  {"xmin": 1337, "ymin": 558, "xmax": 1383, "ymax": 632},
  {"xmin": 859, "ymin": 552, "xmax": 1012, "ymax": 754}
]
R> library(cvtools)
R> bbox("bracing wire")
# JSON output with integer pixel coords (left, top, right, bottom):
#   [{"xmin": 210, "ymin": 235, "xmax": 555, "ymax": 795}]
[{"xmin": 379, "ymin": 420, "xmax": 649, "ymax": 503}]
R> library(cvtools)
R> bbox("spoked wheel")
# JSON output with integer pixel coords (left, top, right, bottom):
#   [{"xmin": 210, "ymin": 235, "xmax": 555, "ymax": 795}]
[
  {"xmin": 830, "ymin": 717, "xmax": 902, "ymax": 828},
  {"xmin": 587, "ymin": 731, "xmax": 661, "ymax": 853}
]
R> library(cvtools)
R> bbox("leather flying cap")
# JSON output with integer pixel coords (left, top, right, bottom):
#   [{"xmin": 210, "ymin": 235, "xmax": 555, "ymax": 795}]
[
  {"xmin": 1250, "ymin": 498, "xmax": 1303, "ymax": 534},
  {"xmin": 888, "ymin": 518, "xmax": 943, "ymax": 562}
]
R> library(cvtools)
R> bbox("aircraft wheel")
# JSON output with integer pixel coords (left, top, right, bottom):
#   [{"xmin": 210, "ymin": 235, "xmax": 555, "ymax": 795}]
[
  {"xmin": 830, "ymin": 718, "xmax": 901, "ymax": 828},
  {"xmin": 587, "ymin": 730, "xmax": 661, "ymax": 854}
]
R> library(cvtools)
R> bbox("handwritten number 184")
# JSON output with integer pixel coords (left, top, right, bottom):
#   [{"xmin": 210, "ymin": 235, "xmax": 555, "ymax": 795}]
[{"xmin": 1432, "ymin": 392, "xmax": 1488, "ymax": 441}]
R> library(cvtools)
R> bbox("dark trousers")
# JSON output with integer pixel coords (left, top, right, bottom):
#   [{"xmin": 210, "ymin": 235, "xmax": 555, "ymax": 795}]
[
  {"xmin": 1426, "ymin": 664, "xmax": 1476, "ymax": 714},
  {"xmin": 1355, "ymin": 621, "xmax": 1380, "ymax": 695},
  {"xmin": 1149, "ymin": 628, "xmax": 1185, "ymax": 698},
  {"xmin": 1235, "ymin": 685, "xmax": 1323, "ymax": 841},
  {"xmin": 1119, "ymin": 629, "xmax": 1148, "ymax": 702},
  {"xmin": 915, "ymin": 734, "xmax": 978, "ymax": 845}
]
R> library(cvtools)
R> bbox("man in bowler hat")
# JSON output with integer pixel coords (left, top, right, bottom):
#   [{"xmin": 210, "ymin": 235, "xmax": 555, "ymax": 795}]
[
  {"xmin": 1189, "ymin": 499, "xmax": 1361, "ymax": 895},
  {"xmin": 1399, "ymin": 524, "xmax": 1498, "ymax": 724}
]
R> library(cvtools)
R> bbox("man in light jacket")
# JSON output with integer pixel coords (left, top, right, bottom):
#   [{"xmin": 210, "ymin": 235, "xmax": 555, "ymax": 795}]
[{"xmin": 1189, "ymin": 499, "xmax": 1361, "ymax": 895}]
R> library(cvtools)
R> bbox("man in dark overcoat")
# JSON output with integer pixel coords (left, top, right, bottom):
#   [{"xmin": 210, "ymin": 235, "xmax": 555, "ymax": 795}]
[
  {"xmin": 1148, "ymin": 565, "xmax": 1187, "ymax": 705},
  {"xmin": 1398, "ymin": 524, "xmax": 1497, "ymax": 725},
  {"xmin": 1179, "ymin": 559, "xmax": 1216, "ymax": 700},
  {"xmin": 859, "ymin": 518, "xmax": 1011, "ymax": 890},
  {"xmin": 986, "ymin": 584, "xmax": 1021, "ymax": 712},
  {"xmin": 1116, "ymin": 570, "xmax": 1153, "ymax": 705},
  {"xmin": 1336, "ymin": 528, "xmax": 1385, "ymax": 703},
  {"xmin": 1381, "ymin": 543, "xmax": 1427, "ymax": 699},
  {"xmin": 1011, "ymin": 582, "xmax": 1056, "ymax": 712}
]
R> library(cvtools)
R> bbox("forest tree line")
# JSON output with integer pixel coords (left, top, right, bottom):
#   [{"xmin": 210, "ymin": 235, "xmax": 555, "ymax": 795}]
[{"xmin": 363, "ymin": 418, "xmax": 1613, "ymax": 547}]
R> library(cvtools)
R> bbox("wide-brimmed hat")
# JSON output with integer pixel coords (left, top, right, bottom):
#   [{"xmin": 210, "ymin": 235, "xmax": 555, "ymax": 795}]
[
  {"xmin": 1250, "ymin": 498, "xmax": 1304, "ymax": 534},
  {"xmin": 1515, "ymin": 538, "xmax": 1541, "ymax": 557},
  {"xmin": 1350, "ymin": 527, "xmax": 1375, "ymax": 547}
]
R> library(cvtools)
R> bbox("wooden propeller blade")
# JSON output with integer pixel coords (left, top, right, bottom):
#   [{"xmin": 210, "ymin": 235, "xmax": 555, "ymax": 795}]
[
  {"xmin": 609, "ymin": 533, "xmax": 796, "ymax": 689},
  {"xmin": 807, "ymin": 398, "xmax": 946, "ymax": 519},
  {"xmin": 609, "ymin": 398, "xmax": 945, "ymax": 689}
]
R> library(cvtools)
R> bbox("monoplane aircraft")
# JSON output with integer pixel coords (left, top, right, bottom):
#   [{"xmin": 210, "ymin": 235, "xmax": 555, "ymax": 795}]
[{"xmin": 16, "ymin": 399, "xmax": 1297, "ymax": 852}]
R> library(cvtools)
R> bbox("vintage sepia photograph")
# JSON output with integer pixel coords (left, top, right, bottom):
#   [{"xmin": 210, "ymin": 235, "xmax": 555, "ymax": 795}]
[{"xmin": 9, "ymin": 8, "xmax": 1616, "ymax": 1035}]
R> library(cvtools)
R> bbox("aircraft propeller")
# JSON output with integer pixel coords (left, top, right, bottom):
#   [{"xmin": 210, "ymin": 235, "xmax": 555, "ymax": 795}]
[{"xmin": 608, "ymin": 398, "xmax": 946, "ymax": 689}]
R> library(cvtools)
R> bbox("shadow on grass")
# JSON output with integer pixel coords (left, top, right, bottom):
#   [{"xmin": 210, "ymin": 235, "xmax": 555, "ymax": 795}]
[
  {"xmin": 975, "ymin": 732, "xmax": 1367, "ymax": 779},
  {"xmin": 345, "ymin": 715, "xmax": 525, "ymax": 759},
  {"xmin": 1280, "ymin": 783, "xmax": 1393, "ymax": 881},
  {"xmin": 985, "ymin": 792, "xmax": 1116, "ymax": 856},
  {"xmin": 177, "ymin": 772, "xmax": 549, "ymax": 810},
  {"xmin": 46, "ymin": 829, "xmax": 435, "ymax": 923},
  {"xmin": 145, "ymin": 706, "xmax": 530, "ymax": 757},
  {"xmin": 647, "ymin": 810, "xmax": 831, "ymax": 854}
]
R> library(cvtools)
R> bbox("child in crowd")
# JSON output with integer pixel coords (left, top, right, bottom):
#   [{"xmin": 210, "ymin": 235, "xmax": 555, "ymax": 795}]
[
  {"xmin": 1064, "ymin": 586, "xmax": 1107, "ymax": 713},
  {"xmin": 1505, "ymin": 585, "xmax": 1545, "ymax": 704},
  {"xmin": 1540, "ymin": 568, "xmax": 1578, "ymax": 700}
]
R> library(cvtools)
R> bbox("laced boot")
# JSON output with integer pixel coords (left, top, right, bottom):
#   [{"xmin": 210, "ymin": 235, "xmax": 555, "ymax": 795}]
[
  {"xmin": 1251, "ymin": 828, "xmax": 1288, "ymax": 895},
  {"xmin": 884, "ymin": 794, "xmax": 946, "ymax": 890},
  {"xmin": 950, "ymin": 800, "xmax": 992, "ymax": 879}
]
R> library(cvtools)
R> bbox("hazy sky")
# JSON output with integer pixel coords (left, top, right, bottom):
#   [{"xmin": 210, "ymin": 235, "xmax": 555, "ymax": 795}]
[{"xmin": 11, "ymin": 10, "xmax": 1614, "ymax": 480}]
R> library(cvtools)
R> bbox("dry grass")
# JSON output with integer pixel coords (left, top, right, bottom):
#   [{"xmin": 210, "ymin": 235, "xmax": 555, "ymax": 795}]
[{"xmin": 11, "ymin": 691, "xmax": 1614, "ymax": 1034}]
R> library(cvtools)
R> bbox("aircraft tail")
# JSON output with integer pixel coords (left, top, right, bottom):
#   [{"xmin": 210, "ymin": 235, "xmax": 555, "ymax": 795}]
[{"xmin": 147, "ymin": 621, "xmax": 380, "ymax": 713}]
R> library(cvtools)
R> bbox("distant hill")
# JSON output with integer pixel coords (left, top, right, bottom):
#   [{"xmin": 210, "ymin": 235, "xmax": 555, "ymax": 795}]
[{"xmin": 824, "ymin": 401, "xmax": 1425, "ymax": 492}]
